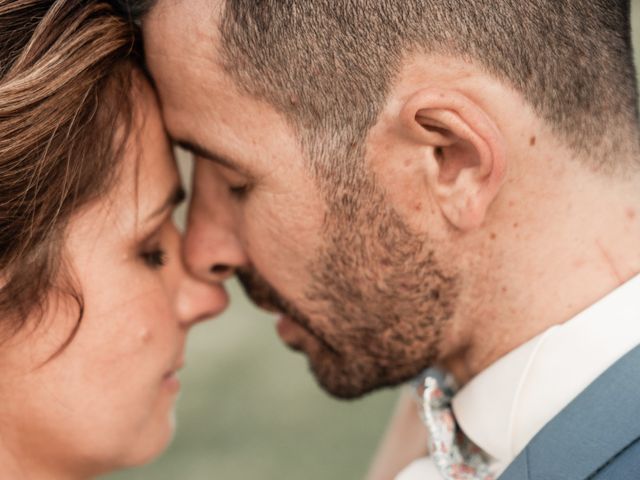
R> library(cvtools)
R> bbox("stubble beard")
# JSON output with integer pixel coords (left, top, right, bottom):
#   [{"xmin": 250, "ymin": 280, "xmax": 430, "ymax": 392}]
[{"xmin": 302, "ymin": 183, "xmax": 459, "ymax": 398}]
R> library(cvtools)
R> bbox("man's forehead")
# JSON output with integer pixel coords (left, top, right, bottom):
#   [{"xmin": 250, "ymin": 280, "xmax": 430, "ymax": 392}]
[
  {"xmin": 150, "ymin": 0, "xmax": 222, "ymax": 28},
  {"xmin": 142, "ymin": 0, "xmax": 308, "ymax": 178},
  {"xmin": 144, "ymin": 0, "xmax": 223, "ymax": 67},
  {"xmin": 143, "ymin": 0, "xmax": 234, "ymax": 114}
]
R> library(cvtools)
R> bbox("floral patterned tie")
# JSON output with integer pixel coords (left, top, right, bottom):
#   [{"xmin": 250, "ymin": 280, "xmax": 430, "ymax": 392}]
[{"xmin": 415, "ymin": 371, "xmax": 495, "ymax": 480}]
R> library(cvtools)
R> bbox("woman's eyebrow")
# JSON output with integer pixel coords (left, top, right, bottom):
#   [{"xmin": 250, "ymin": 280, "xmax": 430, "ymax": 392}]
[{"xmin": 146, "ymin": 184, "xmax": 186, "ymax": 222}]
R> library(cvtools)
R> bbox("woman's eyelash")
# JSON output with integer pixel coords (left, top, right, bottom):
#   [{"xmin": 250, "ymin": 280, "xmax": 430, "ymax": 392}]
[{"xmin": 140, "ymin": 248, "xmax": 167, "ymax": 269}]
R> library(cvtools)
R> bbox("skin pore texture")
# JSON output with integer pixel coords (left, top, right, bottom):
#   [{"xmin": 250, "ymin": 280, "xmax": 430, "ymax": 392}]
[
  {"xmin": 0, "ymin": 77, "xmax": 227, "ymax": 480},
  {"xmin": 144, "ymin": 0, "xmax": 640, "ymax": 399}
]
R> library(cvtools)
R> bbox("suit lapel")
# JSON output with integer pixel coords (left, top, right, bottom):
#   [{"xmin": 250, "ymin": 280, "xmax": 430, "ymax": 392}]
[{"xmin": 498, "ymin": 344, "xmax": 640, "ymax": 480}]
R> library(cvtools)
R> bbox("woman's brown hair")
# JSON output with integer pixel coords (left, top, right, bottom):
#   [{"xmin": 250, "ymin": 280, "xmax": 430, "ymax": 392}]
[{"xmin": 0, "ymin": 0, "xmax": 137, "ymax": 341}]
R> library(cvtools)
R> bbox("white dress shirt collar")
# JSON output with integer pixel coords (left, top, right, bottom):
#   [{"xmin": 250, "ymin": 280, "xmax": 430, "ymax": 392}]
[{"xmin": 451, "ymin": 273, "xmax": 640, "ymax": 472}]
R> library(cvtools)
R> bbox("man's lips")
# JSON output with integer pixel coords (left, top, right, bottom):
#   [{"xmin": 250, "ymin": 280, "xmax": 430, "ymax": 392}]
[
  {"xmin": 254, "ymin": 300, "xmax": 281, "ymax": 315},
  {"xmin": 249, "ymin": 297, "xmax": 310, "ymax": 346},
  {"xmin": 236, "ymin": 269, "xmax": 340, "ymax": 355},
  {"xmin": 275, "ymin": 314, "xmax": 340, "ymax": 356},
  {"xmin": 276, "ymin": 315, "xmax": 307, "ymax": 351}
]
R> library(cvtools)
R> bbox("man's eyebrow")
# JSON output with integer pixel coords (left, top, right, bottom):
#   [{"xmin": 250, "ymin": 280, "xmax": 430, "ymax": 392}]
[
  {"xmin": 175, "ymin": 139, "xmax": 252, "ymax": 177},
  {"xmin": 146, "ymin": 184, "xmax": 186, "ymax": 221}
]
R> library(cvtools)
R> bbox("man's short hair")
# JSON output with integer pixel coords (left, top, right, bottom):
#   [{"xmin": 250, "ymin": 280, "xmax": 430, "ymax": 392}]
[
  {"xmin": 219, "ymin": 0, "xmax": 640, "ymax": 173},
  {"xmin": 127, "ymin": 0, "xmax": 640, "ymax": 173}
]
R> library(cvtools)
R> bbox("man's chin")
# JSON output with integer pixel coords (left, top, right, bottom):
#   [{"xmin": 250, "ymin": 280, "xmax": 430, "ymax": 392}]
[
  {"xmin": 310, "ymin": 366, "xmax": 382, "ymax": 400},
  {"xmin": 309, "ymin": 354, "xmax": 431, "ymax": 400}
]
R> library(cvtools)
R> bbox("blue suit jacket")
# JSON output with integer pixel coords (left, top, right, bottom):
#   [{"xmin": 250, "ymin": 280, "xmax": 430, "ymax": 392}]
[{"xmin": 498, "ymin": 344, "xmax": 640, "ymax": 480}]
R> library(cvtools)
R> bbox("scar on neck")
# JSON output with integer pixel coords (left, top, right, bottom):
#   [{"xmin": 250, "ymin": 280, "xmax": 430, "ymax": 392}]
[{"xmin": 596, "ymin": 239, "xmax": 623, "ymax": 283}]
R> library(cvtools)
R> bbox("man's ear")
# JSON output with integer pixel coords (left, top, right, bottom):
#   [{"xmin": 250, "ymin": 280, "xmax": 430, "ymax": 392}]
[{"xmin": 400, "ymin": 88, "xmax": 506, "ymax": 231}]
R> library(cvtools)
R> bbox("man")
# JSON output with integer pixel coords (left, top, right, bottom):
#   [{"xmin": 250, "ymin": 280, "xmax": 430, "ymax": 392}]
[{"xmin": 133, "ymin": 0, "xmax": 640, "ymax": 478}]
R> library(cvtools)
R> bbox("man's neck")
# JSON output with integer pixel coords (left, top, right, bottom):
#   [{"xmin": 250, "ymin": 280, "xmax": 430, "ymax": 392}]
[{"xmin": 444, "ymin": 164, "xmax": 640, "ymax": 385}]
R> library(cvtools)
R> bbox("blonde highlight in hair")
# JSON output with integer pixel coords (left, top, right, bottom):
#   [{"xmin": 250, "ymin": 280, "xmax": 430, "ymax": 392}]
[{"xmin": 0, "ymin": 0, "xmax": 138, "ymax": 340}]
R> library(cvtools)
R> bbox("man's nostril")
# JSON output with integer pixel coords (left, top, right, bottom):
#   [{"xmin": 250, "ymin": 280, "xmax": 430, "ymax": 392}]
[{"xmin": 210, "ymin": 264, "xmax": 232, "ymax": 275}]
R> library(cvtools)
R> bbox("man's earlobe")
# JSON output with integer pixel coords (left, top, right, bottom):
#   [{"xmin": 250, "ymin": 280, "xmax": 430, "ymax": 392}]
[{"xmin": 400, "ymin": 88, "xmax": 506, "ymax": 231}]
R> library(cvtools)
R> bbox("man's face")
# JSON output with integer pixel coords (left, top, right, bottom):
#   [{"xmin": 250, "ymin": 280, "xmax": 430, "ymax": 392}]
[{"xmin": 144, "ymin": 0, "xmax": 460, "ymax": 398}]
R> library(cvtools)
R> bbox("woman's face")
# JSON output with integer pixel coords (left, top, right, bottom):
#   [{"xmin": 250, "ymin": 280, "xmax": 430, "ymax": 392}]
[{"xmin": 0, "ymin": 78, "xmax": 227, "ymax": 476}]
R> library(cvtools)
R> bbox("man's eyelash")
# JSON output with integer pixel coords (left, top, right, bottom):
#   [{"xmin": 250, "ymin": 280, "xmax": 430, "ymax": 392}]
[{"xmin": 229, "ymin": 184, "xmax": 250, "ymax": 198}]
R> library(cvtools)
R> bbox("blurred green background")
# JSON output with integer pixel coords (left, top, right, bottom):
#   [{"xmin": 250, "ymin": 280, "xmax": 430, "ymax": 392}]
[{"xmin": 105, "ymin": 3, "xmax": 640, "ymax": 479}]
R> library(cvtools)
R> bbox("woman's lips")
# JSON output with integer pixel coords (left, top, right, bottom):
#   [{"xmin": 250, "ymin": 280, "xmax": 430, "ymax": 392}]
[
  {"xmin": 162, "ymin": 358, "xmax": 184, "ymax": 392},
  {"xmin": 163, "ymin": 371, "xmax": 181, "ymax": 392}
]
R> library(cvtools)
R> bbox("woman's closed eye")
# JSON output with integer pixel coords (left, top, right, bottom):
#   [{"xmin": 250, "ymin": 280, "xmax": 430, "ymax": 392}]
[{"xmin": 136, "ymin": 183, "xmax": 185, "ymax": 270}]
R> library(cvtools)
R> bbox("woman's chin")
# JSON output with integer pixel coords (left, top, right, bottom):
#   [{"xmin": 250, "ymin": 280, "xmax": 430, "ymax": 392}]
[{"xmin": 110, "ymin": 411, "xmax": 178, "ymax": 472}]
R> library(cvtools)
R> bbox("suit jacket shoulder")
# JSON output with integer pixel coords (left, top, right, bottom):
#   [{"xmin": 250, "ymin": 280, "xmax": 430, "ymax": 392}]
[
  {"xmin": 591, "ymin": 436, "xmax": 640, "ymax": 479},
  {"xmin": 498, "ymin": 344, "xmax": 640, "ymax": 480}
]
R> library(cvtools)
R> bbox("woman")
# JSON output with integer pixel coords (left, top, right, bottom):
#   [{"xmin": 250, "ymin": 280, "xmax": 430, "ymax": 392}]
[{"xmin": 0, "ymin": 1, "xmax": 228, "ymax": 477}]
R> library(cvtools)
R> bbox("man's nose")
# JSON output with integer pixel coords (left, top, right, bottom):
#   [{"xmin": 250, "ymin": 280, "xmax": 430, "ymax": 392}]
[{"xmin": 183, "ymin": 196, "xmax": 248, "ymax": 283}]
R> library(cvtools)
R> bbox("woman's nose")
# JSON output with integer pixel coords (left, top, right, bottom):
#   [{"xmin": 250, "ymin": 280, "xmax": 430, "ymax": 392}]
[{"xmin": 175, "ymin": 274, "xmax": 229, "ymax": 328}]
